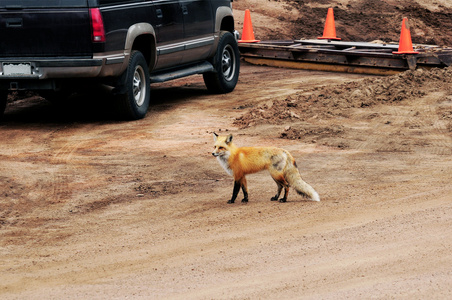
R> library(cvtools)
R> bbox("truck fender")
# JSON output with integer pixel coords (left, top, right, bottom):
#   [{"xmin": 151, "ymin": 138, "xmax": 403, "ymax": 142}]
[
  {"xmin": 113, "ymin": 23, "xmax": 156, "ymax": 94},
  {"xmin": 124, "ymin": 23, "xmax": 157, "ymax": 70},
  {"xmin": 215, "ymin": 7, "xmax": 234, "ymax": 33},
  {"xmin": 210, "ymin": 7, "xmax": 235, "ymax": 58}
]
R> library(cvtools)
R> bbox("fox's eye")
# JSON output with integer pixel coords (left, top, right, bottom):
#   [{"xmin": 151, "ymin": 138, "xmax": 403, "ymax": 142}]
[{"xmin": 219, "ymin": 147, "xmax": 225, "ymax": 150}]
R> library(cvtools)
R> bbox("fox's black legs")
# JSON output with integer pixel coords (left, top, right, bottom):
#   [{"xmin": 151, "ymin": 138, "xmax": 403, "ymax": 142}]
[
  {"xmin": 271, "ymin": 184, "xmax": 283, "ymax": 201},
  {"xmin": 228, "ymin": 181, "xmax": 240, "ymax": 203},
  {"xmin": 279, "ymin": 187, "xmax": 289, "ymax": 203},
  {"xmin": 229, "ymin": 177, "xmax": 289, "ymax": 204},
  {"xmin": 240, "ymin": 178, "xmax": 249, "ymax": 203},
  {"xmin": 228, "ymin": 177, "xmax": 248, "ymax": 204},
  {"xmin": 271, "ymin": 181, "xmax": 289, "ymax": 202}
]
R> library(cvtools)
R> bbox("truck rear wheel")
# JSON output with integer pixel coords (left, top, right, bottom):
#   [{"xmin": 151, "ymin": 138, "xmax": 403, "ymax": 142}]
[
  {"xmin": 203, "ymin": 31, "xmax": 240, "ymax": 94},
  {"xmin": 116, "ymin": 51, "xmax": 150, "ymax": 120}
]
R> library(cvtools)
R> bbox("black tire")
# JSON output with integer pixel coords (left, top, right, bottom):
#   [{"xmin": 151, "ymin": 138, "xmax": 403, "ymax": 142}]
[
  {"xmin": 116, "ymin": 51, "xmax": 151, "ymax": 120},
  {"xmin": 203, "ymin": 31, "xmax": 240, "ymax": 94},
  {"xmin": 0, "ymin": 91, "xmax": 7, "ymax": 121}
]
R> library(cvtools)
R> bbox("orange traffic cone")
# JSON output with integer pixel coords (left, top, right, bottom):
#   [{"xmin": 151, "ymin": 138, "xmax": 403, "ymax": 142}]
[
  {"xmin": 239, "ymin": 9, "xmax": 260, "ymax": 43},
  {"xmin": 393, "ymin": 18, "xmax": 419, "ymax": 54},
  {"xmin": 318, "ymin": 8, "xmax": 341, "ymax": 40}
]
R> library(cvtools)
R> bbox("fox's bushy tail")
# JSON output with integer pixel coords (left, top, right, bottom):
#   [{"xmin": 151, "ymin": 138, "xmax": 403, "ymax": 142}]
[{"xmin": 285, "ymin": 166, "xmax": 320, "ymax": 202}]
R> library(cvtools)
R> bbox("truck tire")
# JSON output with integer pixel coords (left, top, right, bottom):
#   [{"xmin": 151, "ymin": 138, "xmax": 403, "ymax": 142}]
[
  {"xmin": 203, "ymin": 31, "xmax": 240, "ymax": 94},
  {"xmin": 0, "ymin": 92, "xmax": 7, "ymax": 120},
  {"xmin": 116, "ymin": 51, "xmax": 151, "ymax": 120}
]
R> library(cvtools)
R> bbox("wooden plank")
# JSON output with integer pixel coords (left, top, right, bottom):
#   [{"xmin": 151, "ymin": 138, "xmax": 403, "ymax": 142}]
[
  {"xmin": 239, "ymin": 40, "xmax": 452, "ymax": 75},
  {"xmin": 242, "ymin": 57, "xmax": 402, "ymax": 76}
]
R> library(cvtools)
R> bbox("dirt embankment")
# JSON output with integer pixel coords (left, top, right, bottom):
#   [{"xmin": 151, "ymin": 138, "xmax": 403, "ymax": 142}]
[{"xmin": 235, "ymin": 67, "xmax": 452, "ymax": 152}]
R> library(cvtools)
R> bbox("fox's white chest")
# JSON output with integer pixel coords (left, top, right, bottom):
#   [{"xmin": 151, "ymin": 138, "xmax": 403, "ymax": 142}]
[{"xmin": 216, "ymin": 155, "xmax": 233, "ymax": 176}]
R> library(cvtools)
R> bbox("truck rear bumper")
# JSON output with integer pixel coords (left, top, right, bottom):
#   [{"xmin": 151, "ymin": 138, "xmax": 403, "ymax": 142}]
[
  {"xmin": 0, "ymin": 55, "xmax": 126, "ymax": 90},
  {"xmin": 0, "ymin": 58, "xmax": 103, "ymax": 79}
]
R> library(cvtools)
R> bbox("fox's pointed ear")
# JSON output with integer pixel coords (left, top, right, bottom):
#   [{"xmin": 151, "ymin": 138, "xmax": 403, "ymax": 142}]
[
  {"xmin": 213, "ymin": 132, "xmax": 218, "ymax": 142},
  {"xmin": 226, "ymin": 134, "xmax": 233, "ymax": 144}
]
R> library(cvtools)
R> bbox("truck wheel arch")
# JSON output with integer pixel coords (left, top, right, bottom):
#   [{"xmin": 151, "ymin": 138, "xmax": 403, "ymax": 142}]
[
  {"xmin": 215, "ymin": 7, "xmax": 234, "ymax": 33},
  {"xmin": 124, "ymin": 23, "xmax": 157, "ymax": 70}
]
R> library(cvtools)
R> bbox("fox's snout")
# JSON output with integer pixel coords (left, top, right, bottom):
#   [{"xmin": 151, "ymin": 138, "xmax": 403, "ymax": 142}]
[{"xmin": 212, "ymin": 145, "xmax": 226, "ymax": 157}]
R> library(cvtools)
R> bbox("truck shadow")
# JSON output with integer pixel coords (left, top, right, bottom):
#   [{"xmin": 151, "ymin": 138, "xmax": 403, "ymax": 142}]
[{"xmin": 2, "ymin": 82, "xmax": 209, "ymax": 125}]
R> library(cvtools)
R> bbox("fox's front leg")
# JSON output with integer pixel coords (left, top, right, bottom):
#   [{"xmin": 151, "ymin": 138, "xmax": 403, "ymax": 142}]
[
  {"xmin": 228, "ymin": 181, "xmax": 240, "ymax": 204},
  {"xmin": 240, "ymin": 177, "xmax": 248, "ymax": 203},
  {"xmin": 228, "ymin": 177, "xmax": 248, "ymax": 204}
]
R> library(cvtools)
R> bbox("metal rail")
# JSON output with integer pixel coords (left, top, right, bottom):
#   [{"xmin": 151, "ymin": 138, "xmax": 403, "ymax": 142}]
[{"xmin": 238, "ymin": 40, "xmax": 452, "ymax": 75}]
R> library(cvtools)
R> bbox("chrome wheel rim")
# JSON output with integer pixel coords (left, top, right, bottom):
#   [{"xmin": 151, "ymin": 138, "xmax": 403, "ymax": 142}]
[
  {"xmin": 133, "ymin": 65, "xmax": 146, "ymax": 107},
  {"xmin": 221, "ymin": 44, "xmax": 236, "ymax": 82}
]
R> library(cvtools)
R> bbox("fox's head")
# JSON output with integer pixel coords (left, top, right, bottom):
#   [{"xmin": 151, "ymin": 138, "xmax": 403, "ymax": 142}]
[{"xmin": 212, "ymin": 133, "xmax": 233, "ymax": 158}]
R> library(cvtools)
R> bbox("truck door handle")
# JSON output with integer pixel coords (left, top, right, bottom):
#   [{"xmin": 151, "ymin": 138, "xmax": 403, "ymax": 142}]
[
  {"xmin": 6, "ymin": 18, "xmax": 23, "ymax": 28},
  {"xmin": 156, "ymin": 9, "xmax": 163, "ymax": 19},
  {"xmin": 181, "ymin": 5, "xmax": 188, "ymax": 15}
]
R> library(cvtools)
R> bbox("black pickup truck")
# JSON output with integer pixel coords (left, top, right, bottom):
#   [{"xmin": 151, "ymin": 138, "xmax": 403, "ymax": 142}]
[{"xmin": 0, "ymin": 0, "xmax": 240, "ymax": 120}]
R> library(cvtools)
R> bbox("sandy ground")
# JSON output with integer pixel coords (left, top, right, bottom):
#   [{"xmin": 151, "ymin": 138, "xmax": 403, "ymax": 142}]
[{"xmin": 1, "ymin": 0, "xmax": 452, "ymax": 299}]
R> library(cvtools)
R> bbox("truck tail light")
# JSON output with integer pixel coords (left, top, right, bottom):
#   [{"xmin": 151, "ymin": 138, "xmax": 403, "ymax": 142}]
[{"xmin": 90, "ymin": 8, "xmax": 106, "ymax": 43}]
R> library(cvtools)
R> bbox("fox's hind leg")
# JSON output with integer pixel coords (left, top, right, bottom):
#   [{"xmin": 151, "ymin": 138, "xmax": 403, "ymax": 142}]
[
  {"xmin": 271, "ymin": 179, "xmax": 289, "ymax": 202},
  {"xmin": 279, "ymin": 186, "xmax": 289, "ymax": 203},
  {"xmin": 271, "ymin": 182, "xmax": 283, "ymax": 201}
]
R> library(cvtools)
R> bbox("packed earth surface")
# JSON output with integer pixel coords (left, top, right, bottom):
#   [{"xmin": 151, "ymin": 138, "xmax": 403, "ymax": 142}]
[{"xmin": 1, "ymin": 0, "xmax": 452, "ymax": 299}]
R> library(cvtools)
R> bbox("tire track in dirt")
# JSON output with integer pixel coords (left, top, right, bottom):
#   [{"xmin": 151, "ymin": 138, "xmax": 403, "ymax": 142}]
[
  {"xmin": 49, "ymin": 138, "xmax": 79, "ymax": 204},
  {"xmin": 404, "ymin": 92, "xmax": 452, "ymax": 156},
  {"xmin": 46, "ymin": 126, "xmax": 126, "ymax": 215}
]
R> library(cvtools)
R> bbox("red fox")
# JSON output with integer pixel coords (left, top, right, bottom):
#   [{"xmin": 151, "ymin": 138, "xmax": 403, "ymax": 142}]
[{"xmin": 212, "ymin": 133, "xmax": 320, "ymax": 204}]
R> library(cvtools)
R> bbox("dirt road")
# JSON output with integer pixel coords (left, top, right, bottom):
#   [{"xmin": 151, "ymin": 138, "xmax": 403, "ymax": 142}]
[{"xmin": 1, "ymin": 60, "xmax": 451, "ymax": 299}]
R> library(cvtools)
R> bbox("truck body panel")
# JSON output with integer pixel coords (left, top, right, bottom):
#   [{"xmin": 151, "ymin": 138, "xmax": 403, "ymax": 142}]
[{"xmin": 0, "ymin": 0, "xmax": 239, "ymax": 120}]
